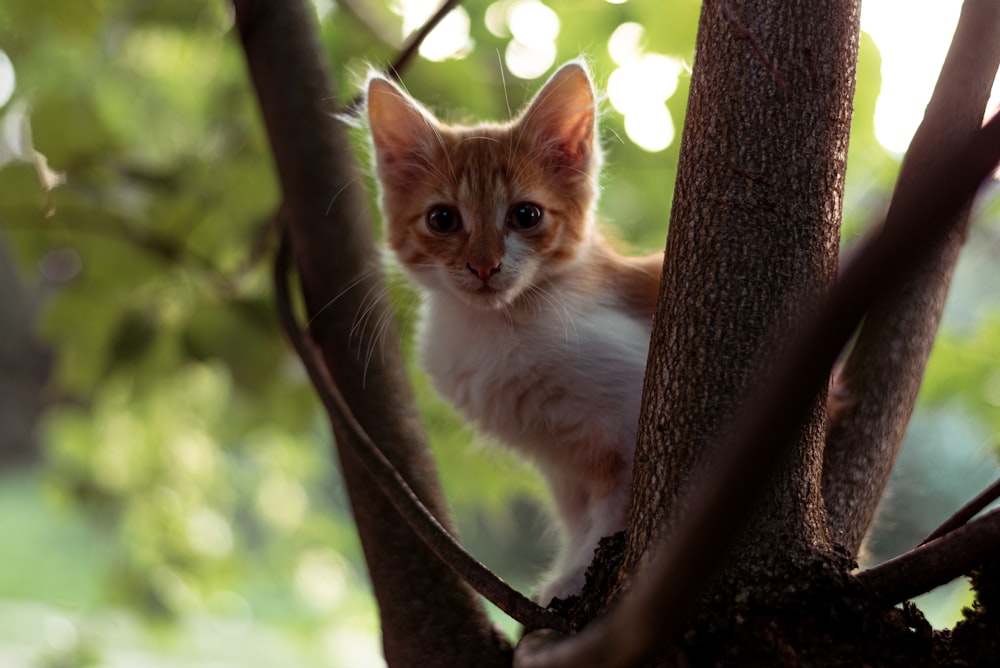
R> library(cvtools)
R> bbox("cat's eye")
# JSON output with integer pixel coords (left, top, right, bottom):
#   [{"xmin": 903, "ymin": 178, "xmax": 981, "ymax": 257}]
[
  {"xmin": 426, "ymin": 205, "xmax": 462, "ymax": 234},
  {"xmin": 507, "ymin": 202, "xmax": 543, "ymax": 231}
]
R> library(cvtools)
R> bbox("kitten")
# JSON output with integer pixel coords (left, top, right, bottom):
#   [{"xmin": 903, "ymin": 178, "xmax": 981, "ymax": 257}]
[{"xmin": 366, "ymin": 62, "xmax": 662, "ymax": 603}]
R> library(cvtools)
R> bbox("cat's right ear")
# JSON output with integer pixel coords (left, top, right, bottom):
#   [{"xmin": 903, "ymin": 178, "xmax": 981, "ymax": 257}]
[{"xmin": 366, "ymin": 77, "xmax": 438, "ymax": 184}]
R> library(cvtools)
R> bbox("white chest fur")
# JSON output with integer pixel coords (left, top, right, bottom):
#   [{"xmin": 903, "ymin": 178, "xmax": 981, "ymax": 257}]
[{"xmin": 419, "ymin": 290, "xmax": 651, "ymax": 468}]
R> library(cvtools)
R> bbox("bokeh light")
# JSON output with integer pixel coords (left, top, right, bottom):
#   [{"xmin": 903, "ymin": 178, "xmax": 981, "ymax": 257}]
[
  {"xmin": 396, "ymin": 0, "xmax": 473, "ymax": 62},
  {"xmin": 607, "ymin": 43, "xmax": 684, "ymax": 153},
  {"xmin": 485, "ymin": 0, "xmax": 560, "ymax": 79},
  {"xmin": 0, "ymin": 49, "xmax": 14, "ymax": 109},
  {"xmin": 862, "ymin": 0, "xmax": 1000, "ymax": 154}
]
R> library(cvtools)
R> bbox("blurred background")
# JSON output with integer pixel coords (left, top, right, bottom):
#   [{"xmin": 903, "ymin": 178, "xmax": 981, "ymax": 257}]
[{"xmin": 1, "ymin": 0, "xmax": 999, "ymax": 666}]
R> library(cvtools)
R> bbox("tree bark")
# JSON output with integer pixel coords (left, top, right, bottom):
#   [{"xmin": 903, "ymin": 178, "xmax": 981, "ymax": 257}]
[
  {"xmin": 822, "ymin": 0, "xmax": 1000, "ymax": 555},
  {"xmin": 626, "ymin": 0, "xmax": 860, "ymax": 593},
  {"xmin": 232, "ymin": 1, "xmax": 507, "ymax": 665}
]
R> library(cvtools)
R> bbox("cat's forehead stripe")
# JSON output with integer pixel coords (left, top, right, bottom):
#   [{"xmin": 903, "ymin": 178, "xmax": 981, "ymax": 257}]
[{"xmin": 446, "ymin": 131, "xmax": 519, "ymax": 229}]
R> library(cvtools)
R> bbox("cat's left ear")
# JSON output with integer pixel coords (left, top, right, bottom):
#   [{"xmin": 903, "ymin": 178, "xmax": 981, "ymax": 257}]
[
  {"xmin": 518, "ymin": 62, "xmax": 597, "ymax": 173},
  {"xmin": 366, "ymin": 75, "xmax": 439, "ymax": 185}
]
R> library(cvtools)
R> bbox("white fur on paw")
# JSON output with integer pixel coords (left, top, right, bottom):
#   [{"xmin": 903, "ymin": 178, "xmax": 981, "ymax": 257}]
[{"xmin": 537, "ymin": 566, "xmax": 587, "ymax": 606}]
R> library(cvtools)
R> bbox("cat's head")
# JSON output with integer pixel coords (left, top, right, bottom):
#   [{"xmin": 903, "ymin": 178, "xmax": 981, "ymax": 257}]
[{"xmin": 366, "ymin": 62, "xmax": 601, "ymax": 311}]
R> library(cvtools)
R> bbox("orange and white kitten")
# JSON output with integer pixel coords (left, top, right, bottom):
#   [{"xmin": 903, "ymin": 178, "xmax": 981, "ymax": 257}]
[{"xmin": 366, "ymin": 62, "xmax": 662, "ymax": 603}]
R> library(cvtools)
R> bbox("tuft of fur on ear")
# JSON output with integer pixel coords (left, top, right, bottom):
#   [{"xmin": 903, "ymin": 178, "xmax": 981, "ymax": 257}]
[
  {"xmin": 366, "ymin": 76, "xmax": 440, "ymax": 185},
  {"xmin": 517, "ymin": 61, "xmax": 598, "ymax": 175}
]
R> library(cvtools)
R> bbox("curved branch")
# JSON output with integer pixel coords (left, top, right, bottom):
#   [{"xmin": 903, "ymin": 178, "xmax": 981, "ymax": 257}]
[
  {"xmin": 514, "ymin": 103, "xmax": 1000, "ymax": 668},
  {"xmin": 232, "ymin": 1, "xmax": 508, "ymax": 663},
  {"xmin": 857, "ymin": 507, "xmax": 1000, "ymax": 604},
  {"xmin": 822, "ymin": 0, "xmax": 1000, "ymax": 555},
  {"xmin": 274, "ymin": 234, "xmax": 571, "ymax": 634},
  {"xmin": 921, "ymin": 476, "xmax": 1000, "ymax": 545}
]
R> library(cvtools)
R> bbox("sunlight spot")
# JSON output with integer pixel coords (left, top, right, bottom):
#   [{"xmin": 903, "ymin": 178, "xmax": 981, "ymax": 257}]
[
  {"xmin": 0, "ymin": 49, "xmax": 14, "ymax": 109},
  {"xmin": 626, "ymin": 104, "xmax": 675, "ymax": 153},
  {"xmin": 310, "ymin": 0, "xmax": 335, "ymax": 21},
  {"xmin": 608, "ymin": 54, "xmax": 684, "ymax": 152},
  {"xmin": 505, "ymin": 38, "xmax": 556, "ymax": 80},
  {"xmin": 186, "ymin": 507, "xmax": 234, "ymax": 558},
  {"xmin": 608, "ymin": 22, "xmax": 646, "ymax": 66},
  {"xmin": 43, "ymin": 615, "xmax": 78, "ymax": 653},
  {"xmin": 862, "ymin": 0, "xmax": 1000, "ymax": 154},
  {"xmin": 491, "ymin": 0, "xmax": 559, "ymax": 79},
  {"xmin": 605, "ymin": 0, "xmax": 629, "ymax": 4},
  {"xmin": 485, "ymin": 0, "xmax": 510, "ymax": 37},
  {"xmin": 295, "ymin": 550, "xmax": 348, "ymax": 611},
  {"xmin": 0, "ymin": 100, "xmax": 30, "ymax": 166},
  {"xmin": 171, "ymin": 431, "xmax": 217, "ymax": 482},
  {"xmin": 508, "ymin": 0, "xmax": 560, "ymax": 44},
  {"xmin": 256, "ymin": 474, "xmax": 309, "ymax": 530},
  {"xmin": 322, "ymin": 624, "xmax": 385, "ymax": 667},
  {"xmin": 396, "ymin": 0, "xmax": 473, "ymax": 62},
  {"xmin": 608, "ymin": 54, "xmax": 682, "ymax": 112}
]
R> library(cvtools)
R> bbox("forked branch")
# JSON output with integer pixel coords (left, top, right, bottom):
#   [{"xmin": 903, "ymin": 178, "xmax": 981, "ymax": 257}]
[
  {"xmin": 857, "ymin": 506, "xmax": 1000, "ymax": 604},
  {"xmin": 515, "ymin": 105, "xmax": 1000, "ymax": 668},
  {"xmin": 921, "ymin": 477, "xmax": 1000, "ymax": 545},
  {"xmin": 822, "ymin": 0, "xmax": 1000, "ymax": 555}
]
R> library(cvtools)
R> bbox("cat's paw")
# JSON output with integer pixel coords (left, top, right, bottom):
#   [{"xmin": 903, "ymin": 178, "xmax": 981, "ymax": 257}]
[{"xmin": 536, "ymin": 567, "xmax": 587, "ymax": 607}]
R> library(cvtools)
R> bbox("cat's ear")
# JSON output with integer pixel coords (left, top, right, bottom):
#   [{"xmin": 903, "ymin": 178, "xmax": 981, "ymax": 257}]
[
  {"xmin": 518, "ymin": 62, "xmax": 597, "ymax": 173},
  {"xmin": 366, "ymin": 76, "xmax": 439, "ymax": 183}
]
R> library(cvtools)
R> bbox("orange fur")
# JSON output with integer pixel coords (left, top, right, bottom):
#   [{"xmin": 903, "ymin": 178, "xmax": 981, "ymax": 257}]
[{"xmin": 367, "ymin": 62, "xmax": 661, "ymax": 602}]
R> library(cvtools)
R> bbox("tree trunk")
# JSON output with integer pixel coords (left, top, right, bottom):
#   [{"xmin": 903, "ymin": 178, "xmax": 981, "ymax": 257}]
[{"xmin": 626, "ymin": 0, "xmax": 860, "ymax": 596}]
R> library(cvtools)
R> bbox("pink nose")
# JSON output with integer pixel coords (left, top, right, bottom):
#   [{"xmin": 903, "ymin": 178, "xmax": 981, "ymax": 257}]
[{"xmin": 467, "ymin": 261, "xmax": 502, "ymax": 281}]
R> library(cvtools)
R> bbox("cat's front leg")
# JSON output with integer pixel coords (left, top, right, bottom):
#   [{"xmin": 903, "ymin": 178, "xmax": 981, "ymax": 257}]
[{"xmin": 538, "ymin": 468, "xmax": 631, "ymax": 605}]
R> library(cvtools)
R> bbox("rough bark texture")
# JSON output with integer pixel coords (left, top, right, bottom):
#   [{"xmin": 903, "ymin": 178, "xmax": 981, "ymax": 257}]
[
  {"xmin": 232, "ymin": 2, "xmax": 507, "ymax": 665},
  {"xmin": 822, "ymin": 0, "xmax": 1000, "ymax": 555},
  {"xmin": 626, "ymin": 0, "xmax": 860, "ymax": 589}
]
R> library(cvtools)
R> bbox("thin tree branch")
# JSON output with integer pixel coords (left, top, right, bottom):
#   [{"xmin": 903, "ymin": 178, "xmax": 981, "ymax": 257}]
[
  {"xmin": 273, "ymin": 232, "xmax": 571, "ymax": 634},
  {"xmin": 515, "ymin": 104, "xmax": 1000, "ymax": 668},
  {"xmin": 921, "ymin": 476, "xmax": 1000, "ymax": 545},
  {"xmin": 857, "ymin": 506, "xmax": 1000, "ymax": 604},
  {"xmin": 340, "ymin": 0, "xmax": 466, "ymax": 116},
  {"xmin": 823, "ymin": 0, "xmax": 1000, "ymax": 555},
  {"xmin": 389, "ymin": 0, "xmax": 464, "ymax": 78}
]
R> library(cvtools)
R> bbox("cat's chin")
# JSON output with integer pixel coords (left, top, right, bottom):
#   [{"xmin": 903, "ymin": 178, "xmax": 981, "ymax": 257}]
[{"xmin": 453, "ymin": 284, "xmax": 518, "ymax": 311}]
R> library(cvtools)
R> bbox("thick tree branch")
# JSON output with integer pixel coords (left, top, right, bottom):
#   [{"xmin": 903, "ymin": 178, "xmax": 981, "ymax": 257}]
[
  {"xmin": 823, "ymin": 0, "xmax": 1000, "ymax": 555},
  {"xmin": 231, "ymin": 1, "xmax": 507, "ymax": 664},
  {"xmin": 621, "ymin": 0, "xmax": 860, "ymax": 620},
  {"xmin": 515, "ymin": 100, "xmax": 1000, "ymax": 668},
  {"xmin": 274, "ymin": 233, "xmax": 571, "ymax": 634},
  {"xmin": 857, "ymin": 507, "xmax": 1000, "ymax": 604}
]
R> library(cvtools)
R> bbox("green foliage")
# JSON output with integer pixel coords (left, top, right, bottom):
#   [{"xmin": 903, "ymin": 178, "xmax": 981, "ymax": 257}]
[{"xmin": 1, "ymin": 0, "xmax": 998, "ymax": 662}]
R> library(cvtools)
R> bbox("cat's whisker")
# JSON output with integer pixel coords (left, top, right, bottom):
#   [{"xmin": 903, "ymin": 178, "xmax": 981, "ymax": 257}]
[
  {"xmin": 363, "ymin": 299, "xmax": 401, "ymax": 384},
  {"xmin": 349, "ymin": 281, "xmax": 390, "ymax": 350},
  {"xmin": 528, "ymin": 283, "xmax": 579, "ymax": 345},
  {"xmin": 325, "ymin": 175, "xmax": 362, "ymax": 216},
  {"xmin": 305, "ymin": 266, "xmax": 384, "ymax": 328}
]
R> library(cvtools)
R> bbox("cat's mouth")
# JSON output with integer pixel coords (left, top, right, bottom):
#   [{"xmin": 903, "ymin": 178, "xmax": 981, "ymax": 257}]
[{"xmin": 460, "ymin": 282, "xmax": 513, "ymax": 310}]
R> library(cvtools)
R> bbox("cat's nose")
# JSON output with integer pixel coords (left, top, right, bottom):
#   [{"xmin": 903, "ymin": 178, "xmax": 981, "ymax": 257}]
[{"xmin": 467, "ymin": 261, "xmax": 502, "ymax": 281}]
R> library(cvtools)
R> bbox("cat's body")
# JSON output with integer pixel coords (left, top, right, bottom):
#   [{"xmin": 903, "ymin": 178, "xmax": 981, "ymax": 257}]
[{"xmin": 366, "ymin": 62, "xmax": 661, "ymax": 602}]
